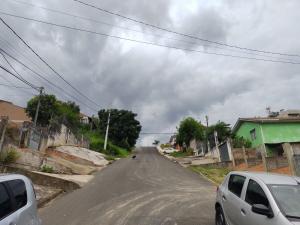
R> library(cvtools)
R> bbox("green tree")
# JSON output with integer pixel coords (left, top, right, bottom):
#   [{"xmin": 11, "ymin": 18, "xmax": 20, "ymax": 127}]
[
  {"xmin": 26, "ymin": 95, "xmax": 81, "ymax": 133},
  {"xmin": 56, "ymin": 101, "xmax": 81, "ymax": 132},
  {"xmin": 207, "ymin": 121, "xmax": 231, "ymax": 144},
  {"xmin": 98, "ymin": 109, "xmax": 142, "ymax": 149},
  {"xmin": 232, "ymin": 135, "xmax": 252, "ymax": 148},
  {"xmin": 26, "ymin": 94, "xmax": 58, "ymax": 127},
  {"xmin": 176, "ymin": 117, "xmax": 205, "ymax": 148}
]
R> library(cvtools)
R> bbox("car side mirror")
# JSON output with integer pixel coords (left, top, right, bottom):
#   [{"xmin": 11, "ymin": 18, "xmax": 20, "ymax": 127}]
[{"xmin": 252, "ymin": 204, "xmax": 274, "ymax": 218}]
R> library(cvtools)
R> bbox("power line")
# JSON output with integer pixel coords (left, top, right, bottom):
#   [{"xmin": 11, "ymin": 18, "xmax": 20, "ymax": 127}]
[
  {"xmin": 4, "ymin": 0, "xmax": 294, "ymax": 61},
  {"xmin": 0, "ymin": 16, "xmax": 101, "ymax": 108},
  {"xmin": 0, "ymin": 49, "xmax": 27, "ymax": 83},
  {"xmin": 0, "ymin": 48, "xmax": 99, "ymax": 112},
  {"xmin": 0, "ymin": 64, "xmax": 39, "ymax": 90},
  {"xmin": 73, "ymin": 0, "xmax": 300, "ymax": 58},
  {"xmin": 0, "ymin": 82, "xmax": 32, "ymax": 89},
  {"xmin": 0, "ymin": 12, "xmax": 299, "ymax": 65}
]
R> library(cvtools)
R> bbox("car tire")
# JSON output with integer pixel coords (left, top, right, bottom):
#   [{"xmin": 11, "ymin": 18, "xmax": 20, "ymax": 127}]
[{"xmin": 215, "ymin": 206, "xmax": 226, "ymax": 225}]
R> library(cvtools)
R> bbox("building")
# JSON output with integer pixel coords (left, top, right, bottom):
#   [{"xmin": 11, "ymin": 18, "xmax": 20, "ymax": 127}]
[
  {"xmin": 79, "ymin": 113, "xmax": 90, "ymax": 125},
  {"xmin": 232, "ymin": 116, "xmax": 300, "ymax": 156},
  {"xmin": 0, "ymin": 100, "xmax": 31, "ymax": 125}
]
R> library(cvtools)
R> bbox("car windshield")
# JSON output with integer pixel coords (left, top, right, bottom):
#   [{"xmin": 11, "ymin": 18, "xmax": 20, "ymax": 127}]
[{"xmin": 269, "ymin": 184, "xmax": 300, "ymax": 218}]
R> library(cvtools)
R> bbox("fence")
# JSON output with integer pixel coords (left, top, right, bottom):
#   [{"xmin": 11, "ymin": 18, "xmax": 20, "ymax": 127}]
[
  {"xmin": 232, "ymin": 148, "xmax": 262, "ymax": 167},
  {"xmin": 265, "ymin": 156, "xmax": 289, "ymax": 171},
  {"xmin": 8, "ymin": 122, "xmax": 90, "ymax": 152}
]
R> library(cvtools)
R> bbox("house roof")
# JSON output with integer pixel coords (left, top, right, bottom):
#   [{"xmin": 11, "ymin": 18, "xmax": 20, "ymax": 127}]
[
  {"xmin": 80, "ymin": 112, "xmax": 90, "ymax": 118},
  {"xmin": 232, "ymin": 117, "xmax": 300, "ymax": 133},
  {"xmin": 0, "ymin": 100, "xmax": 31, "ymax": 123}
]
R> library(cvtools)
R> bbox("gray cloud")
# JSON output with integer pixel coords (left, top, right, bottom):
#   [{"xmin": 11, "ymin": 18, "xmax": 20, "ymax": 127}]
[{"xmin": 1, "ymin": 0, "xmax": 300, "ymax": 145}]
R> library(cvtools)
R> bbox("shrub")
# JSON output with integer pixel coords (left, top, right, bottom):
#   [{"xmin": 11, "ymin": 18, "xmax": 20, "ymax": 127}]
[
  {"xmin": 104, "ymin": 155, "xmax": 116, "ymax": 161},
  {"xmin": 0, "ymin": 147, "xmax": 20, "ymax": 164},
  {"xmin": 41, "ymin": 165, "xmax": 54, "ymax": 173},
  {"xmin": 232, "ymin": 136, "xmax": 252, "ymax": 148}
]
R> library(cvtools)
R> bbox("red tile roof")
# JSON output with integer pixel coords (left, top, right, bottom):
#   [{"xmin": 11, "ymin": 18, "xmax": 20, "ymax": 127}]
[{"xmin": 0, "ymin": 100, "xmax": 31, "ymax": 122}]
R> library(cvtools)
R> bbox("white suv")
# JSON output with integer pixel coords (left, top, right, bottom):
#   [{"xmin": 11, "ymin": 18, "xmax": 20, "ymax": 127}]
[
  {"xmin": 0, "ymin": 174, "xmax": 41, "ymax": 225},
  {"xmin": 215, "ymin": 171, "xmax": 300, "ymax": 225}
]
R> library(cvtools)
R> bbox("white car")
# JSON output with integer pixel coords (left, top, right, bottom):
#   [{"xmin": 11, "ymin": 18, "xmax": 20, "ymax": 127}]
[
  {"xmin": 0, "ymin": 174, "xmax": 41, "ymax": 225},
  {"xmin": 215, "ymin": 171, "xmax": 300, "ymax": 225},
  {"xmin": 163, "ymin": 148, "xmax": 176, "ymax": 154}
]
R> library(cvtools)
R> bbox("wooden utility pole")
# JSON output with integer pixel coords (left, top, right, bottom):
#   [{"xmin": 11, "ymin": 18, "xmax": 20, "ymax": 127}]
[
  {"xmin": 33, "ymin": 87, "xmax": 44, "ymax": 127},
  {"xmin": 0, "ymin": 116, "xmax": 8, "ymax": 154}
]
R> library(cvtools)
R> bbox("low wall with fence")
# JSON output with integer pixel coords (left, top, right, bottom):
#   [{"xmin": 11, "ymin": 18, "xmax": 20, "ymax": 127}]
[
  {"xmin": 1, "ymin": 121, "xmax": 89, "ymax": 154},
  {"xmin": 232, "ymin": 148, "xmax": 262, "ymax": 167},
  {"xmin": 265, "ymin": 156, "xmax": 289, "ymax": 171}
]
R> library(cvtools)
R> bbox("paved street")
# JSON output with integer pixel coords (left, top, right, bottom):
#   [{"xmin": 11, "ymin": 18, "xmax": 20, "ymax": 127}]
[{"xmin": 40, "ymin": 147, "xmax": 215, "ymax": 225}]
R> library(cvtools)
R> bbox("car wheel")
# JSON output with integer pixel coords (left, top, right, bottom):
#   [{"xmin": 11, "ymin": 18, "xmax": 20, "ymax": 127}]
[{"xmin": 215, "ymin": 206, "xmax": 226, "ymax": 225}]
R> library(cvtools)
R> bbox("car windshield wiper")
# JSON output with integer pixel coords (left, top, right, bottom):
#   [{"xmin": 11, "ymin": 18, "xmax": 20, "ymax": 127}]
[{"xmin": 286, "ymin": 215, "xmax": 300, "ymax": 219}]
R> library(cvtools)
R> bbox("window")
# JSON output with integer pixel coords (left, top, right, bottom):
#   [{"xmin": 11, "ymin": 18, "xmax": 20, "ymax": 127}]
[
  {"xmin": 245, "ymin": 179, "xmax": 269, "ymax": 207},
  {"xmin": 0, "ymin": 183, "xmax": 13, "ymax": 220},
  {"xmin": 250, "ymin": 129, "xmax": 256, "ymax": 140},
  {"xmin": 228, "ymin": 175, "xmax": 246, "ymax": 197},
  {"xmin": 6, "ymin": 179, "xmax": 27, "ymax": 210}
]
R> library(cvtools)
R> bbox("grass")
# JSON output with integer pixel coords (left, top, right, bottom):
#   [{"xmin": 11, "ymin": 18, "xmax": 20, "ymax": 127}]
[
  {"xmin": 80, "ymin": 130, "xmax": 129, "ymax": 158},
  {"xmin": 0, "ymin": 147, "xmax": 20, "ymax": 164},
  {"xmin": 41, "ymin": 165, "xmax": 54, "ymax": 173},
  {"xmin": 189, "ymin": 166, "xmax": 232, "ymax": 185},
  {"xmin": 169, "ymin": 151, "xmax": 193, "ymax": 158}
]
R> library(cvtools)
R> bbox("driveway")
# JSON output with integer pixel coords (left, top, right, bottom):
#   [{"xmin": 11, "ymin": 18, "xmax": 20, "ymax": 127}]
[{"xmin": 40, "ymin": 147, "xmax": 215, "ymax": 225}]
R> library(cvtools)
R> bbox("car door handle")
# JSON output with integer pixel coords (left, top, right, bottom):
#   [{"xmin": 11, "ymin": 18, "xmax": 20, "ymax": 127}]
[
  {"xmin": 241, "ymin": 208, "xmax": 246, "ymax": 215},
  {"xmin": 222, "ymin": 195, "xmax": 227, "ymax": 201}
]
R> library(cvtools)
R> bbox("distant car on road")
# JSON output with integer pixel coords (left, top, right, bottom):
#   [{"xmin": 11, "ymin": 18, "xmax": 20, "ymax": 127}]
[
  {"xmin": 215, "ymin": 171, "xmax": 300, "ymax": 225},
  {"xmin": 0, "ymin": 174, "xmax": 41, "ymax": 225},
  {"xmin": 163, "ymin": 148, "xmax": 176, "ymax": 154}
]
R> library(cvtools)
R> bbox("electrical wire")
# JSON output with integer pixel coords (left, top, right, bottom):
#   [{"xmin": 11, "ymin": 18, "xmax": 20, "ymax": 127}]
[
  {"xmin": 0, "ymin": 12, "xmax": 299, "ymax": 65},
  {"xmin": 0, "ymin": 64, "xmax": 39, "ymax": 90},
  {"xmin": 73, "ymin": 0, "xmax": 300, "ymax": 58},
  {"xmin": 0, "ymin": 82, "xmax": 32, "ymax": 89},
  {"xmin": 0, "ymin": 48, "xmax": 99, "ymax": 112},
  {"xmin": 0, "ymin": 16, "xmax": 101, "ymax": 108},
  {"xmin": 4, "ymin": 0, "xmax": 294, "ymax": 61}
]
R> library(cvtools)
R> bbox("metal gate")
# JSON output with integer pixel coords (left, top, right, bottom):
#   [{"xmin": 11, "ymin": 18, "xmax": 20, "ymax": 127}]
[
  {"xmin": 293, "ymin": 155, "xmax": 300, "ymax": 176},
  {"xmin": 28, "ymin": 129, "xmax": 41, "ymax": 150},
  {"xmin": 219, "ymin": 142, "xmax": 230, "ymax": 162}
]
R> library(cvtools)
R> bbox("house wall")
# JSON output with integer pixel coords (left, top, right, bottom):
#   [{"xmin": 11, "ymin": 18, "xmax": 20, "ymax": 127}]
[
  {"xmin": 261, "ymin": 123, "xmax": 300, "ymax": 143},
  {"xmin": 235, "ymin": 122, "xmax": 264, "ymax": 148}
]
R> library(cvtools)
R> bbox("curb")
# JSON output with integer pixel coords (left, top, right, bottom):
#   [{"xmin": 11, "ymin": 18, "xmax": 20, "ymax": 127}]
[
  {"xmin": 156, "ymin": 147, "xmax": 219, "ymax": 186},
  {"xmin": 189, "ymin": 167, "xmax": 219, "ymax": 186}
]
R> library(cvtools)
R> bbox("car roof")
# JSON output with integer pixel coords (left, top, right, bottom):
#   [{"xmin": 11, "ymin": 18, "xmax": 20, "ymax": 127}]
[
  {"xmin": 0, "ymin": 173, "xmax": 29, "ymax": 182},
  {"xmin": 230, "ymin": 171, "xmax": 300, "ymax": 185}
]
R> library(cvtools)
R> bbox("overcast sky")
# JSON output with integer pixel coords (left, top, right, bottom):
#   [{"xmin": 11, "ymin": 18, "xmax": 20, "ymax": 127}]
[{"xmin": 1, "ymin": 0, "xmax": 300, "ymax": 145}]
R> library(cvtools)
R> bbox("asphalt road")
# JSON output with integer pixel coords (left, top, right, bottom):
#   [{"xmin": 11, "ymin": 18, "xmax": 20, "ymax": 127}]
[{"xmin": 40, "ymin": 147, "xmax": 215, "ymax": 225}]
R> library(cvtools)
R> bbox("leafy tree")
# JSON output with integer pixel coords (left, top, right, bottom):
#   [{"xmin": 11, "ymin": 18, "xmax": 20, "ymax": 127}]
[
  {"xmin": 176, "ymin": 117, "xmax": 205, "ymax": 148},
  {"xmin": 98, "ymin": 109, "xmax": 142, "ymax": 149},
  {"xmin": 26, "ymin": 94, "xmax": 58, "ymax": 127},
  {"xmin": 232, "ymin": 136, "xmax": 252, "ymax": 148},
  {"xmin": 26, "ymin": 95, "xmax": 81, "ymax": 133},
  {"xmin": 207, "ymin": 121, "xmax": 232, "ymax": 145},
  {"xmin": 56, "ymin": 101, "xmax": 81, "ymax": 132}
]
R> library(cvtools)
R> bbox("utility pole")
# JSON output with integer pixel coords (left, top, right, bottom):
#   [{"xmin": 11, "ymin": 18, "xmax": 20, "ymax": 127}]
[
  {"xmin": 205, "ymin": 115, "xmax": 209, "ymax": 154},
  {"xmin": 104, "ymin": 109, "xmax": 111, "ymax": 151},
  {"xmin": 33, "ymin": 87, "xmax": 44, "ymax": 127}
]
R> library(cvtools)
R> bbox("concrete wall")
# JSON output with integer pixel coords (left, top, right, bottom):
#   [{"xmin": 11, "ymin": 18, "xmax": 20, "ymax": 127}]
[{"xmin": 0, "ymin": 165, "xmax": 80, "ymax": 191}]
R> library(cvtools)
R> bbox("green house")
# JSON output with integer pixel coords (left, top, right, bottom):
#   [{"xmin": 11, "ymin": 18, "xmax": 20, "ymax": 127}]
[{"xmin": 232, "ymin": 117, "xmax": 300, "ymax": 156}]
